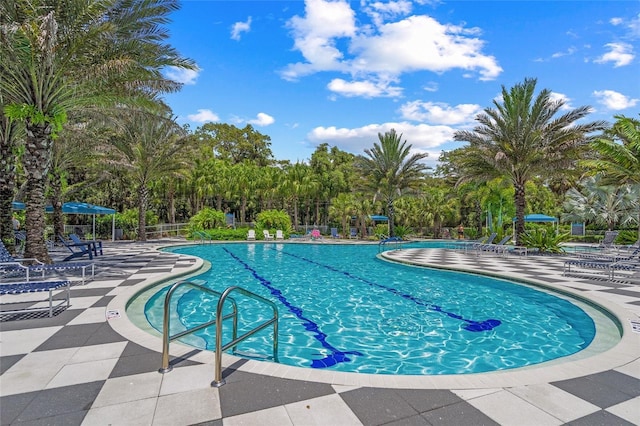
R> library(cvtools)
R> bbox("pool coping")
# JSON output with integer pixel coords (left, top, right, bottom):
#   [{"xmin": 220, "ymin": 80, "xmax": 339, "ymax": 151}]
[{"xmin": 106, "ymin": 243, "xmax": 640, "ymax": 390}]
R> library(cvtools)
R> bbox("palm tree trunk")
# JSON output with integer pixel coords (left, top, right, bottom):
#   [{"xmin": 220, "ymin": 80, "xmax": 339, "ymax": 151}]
[
  {"xmin": 138, "ymin": 185, "xmax": 148, "ymax": 242},
  {"xmin": 49, "ymin": 170, "xmax": 65, "ymax": 237},
  {"xmin": 514, "ymin": 180, "xmax": 527, "ymax": 246},
  {"xmin": 0, "ymin": 140, "xmax": 17, "ymax": 252},
  {"xmin": 387, "ymin": 200, "xmax": 395, "ymax": 237},
  {"xmin": 23, "ymin": 122, "xmax": 53, "ymax": 262}
]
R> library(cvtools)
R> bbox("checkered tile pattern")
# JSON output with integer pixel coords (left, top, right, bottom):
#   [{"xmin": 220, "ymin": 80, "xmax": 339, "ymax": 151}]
[{"xmin": 1, "ymin": 241, "xmax": 639, "ymax": 425}]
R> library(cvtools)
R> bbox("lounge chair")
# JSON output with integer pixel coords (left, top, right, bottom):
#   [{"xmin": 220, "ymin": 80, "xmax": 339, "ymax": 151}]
[
  {"xmin": 596, "ymin": 230, "xmax": 619, "ymax": 252},
  {"xmin": 0, "ymin": 280, "xmax": 71, "ymax": 317},
  {"xmin": 563, "ymin": 246, "xmax": 640, "ymax": 278},
  {"xmin": 331, "ymin": 228, "xmax": 340, "ymax": 238},
  {"xmin": 349, "ymin": 228, "xmax": 357, "ymax": 239},
  {"xmin": 463, "ymin": 233, "xmax": 496, "ymax": 252},
  {"xmin": 275, "ymin": 230, "xmax": 284, "ymax": 240},
  {"xmin": 58, "ymin": 234, "xmax": 94, "ymax": 261},
  {"xmin": 247, "ymin": 229, "xmax": 256, "ymax": 240},
  {"xmin": 0, "ymin": 240, "xmax": 95, "ymax": 284},
  {"xmin": 263, "ymin": 230, "xmax": 274, "ymax": 240},
  {"xmin": 477, "ymin": 235, "xmax": 513, "ymax": 255},
  {"xmin": 70, "ymin": 233, "xmax": 103, "ymax": 256}
]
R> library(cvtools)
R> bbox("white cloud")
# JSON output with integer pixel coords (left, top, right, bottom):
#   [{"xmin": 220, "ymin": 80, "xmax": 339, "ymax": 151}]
[
  {"xmin": 399, "ymin": 101, "xmax": 481, "ymax": 125},
  {"xmin": 231, "ymin": 17, "xmax": 252, "ymax": 41},
  {"xmin": 281, "ymin": 0, "xmax": 502, "ymax": 94},
  {"xmin": 327, "ymin": 78, "xmax": 402, "ymax": 97},
  {"xmin": 610, "ymin": 17, "xmax": 623, "ymax": 26},
  {"xmin": 248, "ymin": 112, "xmax": 275, "ymax": 126},
  {"xmin": 593, "ymin": 90, "xmax": 639, "ymax": 110},
  {"xmin": 551, "ymin": 47, "xmax": 576, "ymax": 59},
  {"xmin": 549, "ymin": 92, "xmax": 574, "ymax": 110},
  {"xmin": 165, "ymin": 67, "xmax": 200, "ymax": 85},
  {"xmin": 595, "ymin": 42, "xmax": 634, "ymax": 67},
  {"xmin": 308, "ymin": 121, "xmax": 456, "ymax": 154},
  {"xmin": 362, "ymin": 0, "xmax": 413, "ymax": 27},
  {"xmin": 187, "ymin": 109, "xmax": 219, "ymax": 123}
]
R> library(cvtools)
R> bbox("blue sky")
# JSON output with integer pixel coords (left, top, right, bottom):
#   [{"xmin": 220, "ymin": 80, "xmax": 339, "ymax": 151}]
[{"xmin": 162, "ymin": 0, "xmax": 640, "ymax": 168}]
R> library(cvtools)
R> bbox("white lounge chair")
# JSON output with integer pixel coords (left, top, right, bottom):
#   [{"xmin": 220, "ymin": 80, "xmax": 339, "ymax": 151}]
[
  {"xmin": 275, "ymin": 230, "xmax": 284, "ymax": 240},
  {"xmin": 263, "ymin": 230, "xmax": 274, "ymax": 240},
  {"xmin": 247, "ymin": 229, "xmax": 256, "ymax": 240}
]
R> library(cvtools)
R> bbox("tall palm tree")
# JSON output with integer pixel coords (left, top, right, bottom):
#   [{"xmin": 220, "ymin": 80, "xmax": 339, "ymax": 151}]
[
  {"xmin": 1, "ymin": 0, "xmax": 195, "ymax": 260},
  {"xmin": 584, "ymin": 115, "xmax": 640, "ymax": 234},
  {"xmin": 104, "ymin": 109, "xmax": 188, "ymax": 241},
  {"xmin": 354, "ymin": 129, "xmax": 429, "ymax": 237},
  {"xmin": 454, "ymin": 78, "xmax": 606, "ymax": 245},
  {"xmin": 0, "ymin": 101, "xmax": 23, "ymax": 252}
]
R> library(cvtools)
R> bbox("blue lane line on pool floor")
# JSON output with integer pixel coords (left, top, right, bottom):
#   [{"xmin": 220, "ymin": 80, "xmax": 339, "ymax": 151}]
[
  {"xmin": 273, "ymin": 247, "xmax": 501, "ymax": 332},
  {"xmin": 223, "ymin": 247, "xmax": 362, "ymax": 369}
]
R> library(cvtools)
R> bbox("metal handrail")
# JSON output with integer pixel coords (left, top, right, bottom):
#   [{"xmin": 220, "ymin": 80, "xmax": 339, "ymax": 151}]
[
  {"xmin": 212, "ymin": 286, "xmax": 279, "ymax": 387},
  {"xmin": 157, "ymin": 281, "xmax": 279, "ymax": 389},
  {"xmin": 378, "ymin": 236, "xmax": 403, "ymax": 252},
  {"xmin": 158, "ymin": 280, "xmax": 237, "ymax": 373}
]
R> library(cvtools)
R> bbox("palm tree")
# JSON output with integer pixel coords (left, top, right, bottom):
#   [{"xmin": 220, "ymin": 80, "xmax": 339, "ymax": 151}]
[
  {"xmin": 354, "ymin": 129, "xmax": 429, "ymax": 237},
  {"xmin": 0, "ymin": 101, "xmax": 23, "ymax": 252},
  {"xmin": 0, "ymin": 0, "xmax": 195, "ymax": 260},
  {"xmin": 584, "ymin": 115, "xmax": 640, "ymax": 234},
  {"xmin": 454, "ymin": 78, "xmax": 606, "ymax": 245},
  {"xmin": 104, "ymin": 109, "xmax": 188, "ymax": 241}
]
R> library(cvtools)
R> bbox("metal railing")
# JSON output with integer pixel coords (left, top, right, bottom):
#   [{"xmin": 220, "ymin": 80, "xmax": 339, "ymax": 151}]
[
  {"xmin": 158, "ymin": 280, "xmax": 279, "ymax": 388},
  {"xmin": 378, "ymin": 236, "xmax": 403, "ymax": 252}
]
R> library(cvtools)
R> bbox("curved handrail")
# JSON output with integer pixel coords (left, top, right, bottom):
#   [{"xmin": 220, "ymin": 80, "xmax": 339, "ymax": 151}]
[
  {"xmin": 212, "ymin": 286, "xmax": 279, "ymax": 387},
  {"xmin": 158, "ymin": 280, "xmax": 237, "ymax": 373},
  {"xmin": 378, "ymin": 236, "xmax": 403, "ymax": 252}
]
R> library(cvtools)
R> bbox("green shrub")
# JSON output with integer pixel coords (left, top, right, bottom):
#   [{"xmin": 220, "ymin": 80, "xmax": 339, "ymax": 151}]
[
  {"xmin": 189, "ymin": 208, "xmax": 226, "ymax": 232},
  {"xmin": 519, "ymin": 229, "xmax": 571, "ymax": 253},
  {"xmin": 393, "ymin": 225, "xmax": 412, "ymax": 239},
  {"xmin": 256, "ymin": 210, "xmax": 291, "ymax": 233}
]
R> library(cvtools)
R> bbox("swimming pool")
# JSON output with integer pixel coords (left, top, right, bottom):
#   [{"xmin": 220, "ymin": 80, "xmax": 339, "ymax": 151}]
[{"xmin": 138, "ymin": 242, "xmax": 616, "ymax": 375}]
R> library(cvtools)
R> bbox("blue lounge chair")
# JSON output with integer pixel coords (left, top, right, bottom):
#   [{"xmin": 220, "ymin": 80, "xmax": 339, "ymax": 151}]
[
  {"xmin": 331, "ymin": 228, "xmax": 340, "ymax": 238},
  {"xmin": 0, "ymin": 240, "xmax": 94, "ymax": 284},
  {"xmin": 70, "ymin": 233, "xmax": 103, "ymax": 256},
  {"xmin": 349, "ymin": 228, "xmax": 357, "ymax": 239},
  {"xmin": 0, "ymin": 280, "xmax": 71, "ymax": 317},
  {"xmin": 563, "ymin": 246, "xmax": 640, "ymax": 278},
  {"xmin": 58, "ymin": 234, "xmax": 94, "ymax": 261}
]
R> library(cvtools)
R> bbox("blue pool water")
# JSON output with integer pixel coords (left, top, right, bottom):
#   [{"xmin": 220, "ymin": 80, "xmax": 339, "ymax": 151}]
[{"xmin": 142, "ymin": 242, "xmax": 598, "ymax": 375}]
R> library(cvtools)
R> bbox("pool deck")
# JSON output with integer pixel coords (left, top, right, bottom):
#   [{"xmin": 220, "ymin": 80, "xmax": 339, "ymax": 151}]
[{"xmin": 1, "ymin": 239, "xmax": 639, "ymax": 425}]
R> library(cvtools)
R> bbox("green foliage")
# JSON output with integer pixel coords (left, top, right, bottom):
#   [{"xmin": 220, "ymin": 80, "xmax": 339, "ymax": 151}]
[
  {"xmin": 194, "ymin": 228, "xmax": 250, "ymax": 241},
  {"xmin": 392, "ymin": 225, "xmax": 412, "ymax": 239},
  {"xmin": 112, "ymin": 209, "xmax": 158, "ymax": 238},
  {"xmin": 519, "ymin": 228, "xmax": 571, "ymax": 253},
  {"xmin": 256, "ymin": 209, "xmax": 291, "ymax": 232},
  {"xmin": 4, "ymin": 104, "xmax": 67, "ymax": 136},
  {"xmin": 616, "ymin": 230, "xmax": 639, "ymax": 245},
  {"xmin": 374, "ymin": 224, "xmax": 389, "ymax": 239},
  {"xmin": 189, "ymin": 208, "xmax": 226, "ymax": 231}
]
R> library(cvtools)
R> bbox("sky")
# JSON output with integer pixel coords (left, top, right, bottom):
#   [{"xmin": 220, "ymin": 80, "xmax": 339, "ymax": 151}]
[{"xmin": 161, "ymin": 0, "xmax": 640, "ymax": 168}]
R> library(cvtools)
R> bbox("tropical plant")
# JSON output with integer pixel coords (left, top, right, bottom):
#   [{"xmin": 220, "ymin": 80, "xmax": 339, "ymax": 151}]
[
  {"xmin": 104, "ymin": 109, "xmax": 189, "ymax": 241},
  {"xmin": 519, "ymin": 228, "xmax": 571, "ymax": 254},
  {"xmin": 188, "ymin": 207, "xmax": 226, "ymax": 231},
  {"xmin": 453, "ymin": 78, "xmax": 606, "ymax": 246},
  {"xmin": 583, "ymin": 114, "xmax": 640, "ymax": 234},
  {"xmin": 256, "ymin": 209, "xmax": 291, "ymax": 233},
  {"xmin": 354, "ymin": 129, "xmax": 429, "ymax": 237},
  {"xmin": 392, "ymin": 225, "xmax": 412, "ymax": 239},
  {"xmin": 0, "ymin": 0, "xmax": 195, "ymax": 260},
  {"xmin": 562, "ymin": 175, "xmax": 638, "ymax": 231}
]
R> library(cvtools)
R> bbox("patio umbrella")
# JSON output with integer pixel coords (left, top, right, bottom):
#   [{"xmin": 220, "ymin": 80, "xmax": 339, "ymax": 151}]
[{"xmin": 46, "ymin": 202, "xmax": 117, "ymax": 241}]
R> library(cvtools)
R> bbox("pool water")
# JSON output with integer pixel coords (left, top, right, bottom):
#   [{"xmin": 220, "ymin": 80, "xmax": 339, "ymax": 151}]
[{"xmin": 142, "ymin": 242, "xmax": 600, "ymax": 375}]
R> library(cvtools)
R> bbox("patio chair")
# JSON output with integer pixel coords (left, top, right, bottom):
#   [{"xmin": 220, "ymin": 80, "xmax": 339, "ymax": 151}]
[
  {"xmin": 349, "ymin": 228, "xmax": 357, "ymax": 239},
  {"xmin": 563, "ymin": 246, "xmax": 640, "ymax": 278},
  {"xmin": 0, "ymin": 280, "xmax": 71, "ymax": 317},
  {"xmin": 247, "ymin": 229, "xmax": 256, "ymax": 241},
  {"xmin": 58, "ymin": 234, "xmax": 94, "ymax": 261},
  {"xmin": 263, "ymin": 230, "xmax": 274, "ymax": 240},
  {"xmin": 596, "ymin": 230, "xmax": 619, "ymax": 252},
  {"xmin": 70, "ymin": 233, "xmax": 103, "ymax": 256},
  {"xmin": 330, "ymin": 228, "xmax": 340, "ymax": 238},
  {"xmin": 275, "ymin": 230, "xmax": 284, "ymax": 240},
  {"xmin": 477, "ymin": 235, "xmax": 513, "ymax": 255},
  {"xmin": 0, "ymin": 240, "xmax": 94, "ymax": 284}
]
